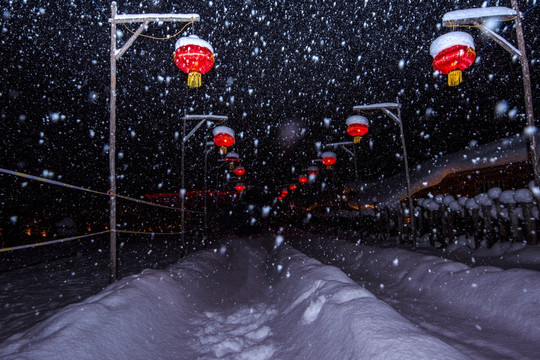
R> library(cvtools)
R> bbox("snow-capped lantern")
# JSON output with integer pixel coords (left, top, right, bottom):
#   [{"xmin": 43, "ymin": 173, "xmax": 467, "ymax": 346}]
[
  {"xmin": 174, "ymin": 35, "xmax": 215, "ymax": 88},
  {"xmin": 298, "ymin": 174, "xmax": 308, "ymax": 184},
  {"xmin": 213, "ymin": 126, "xmax": 235, "ymax": 154},
  {"xmin": 430, "ymin": 31, "xmax": 476, "ymax": 87},
  {"xmin": 321, "ymin": 151, "xmax": 337, "ymax": 170},
  {"xmin": 225, "ymin": 152, "xmax": 240, "ymax": 169},
  {"xmin": 307, "ymin": 166, "xmax": 319, "ymax": 177},
  {"xmin": 346, "ymin": 115, "xmax": 369, "ymax": 144},
  {"xmin": 234, "ymin": 166, "xmax": 245, "ymax": 176},
  {"xmin": 289, "ymin": 184, "xmax": 297, "ymax": 191},
  {"xmin": 235, "ymin": 183, "xmax": 245, "ymax": 192}
]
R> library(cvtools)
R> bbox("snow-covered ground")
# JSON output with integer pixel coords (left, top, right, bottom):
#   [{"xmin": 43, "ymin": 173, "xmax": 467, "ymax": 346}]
[{"xmin": 1, "ymin": 229, "xmax": 540, "ymax": 359}]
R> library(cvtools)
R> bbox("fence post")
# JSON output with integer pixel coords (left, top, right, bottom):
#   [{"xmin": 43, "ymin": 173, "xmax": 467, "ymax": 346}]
[
  {"xmin": 508, "ymin": 203, "xmax": 520, "ymax": 242},
  {"xmin": 481, "ymin": 205, "xmax": 494, "ymax": 247},
  {"xmin": 522, "ymin": 202, "xmax": 537, "ymax": 245}
]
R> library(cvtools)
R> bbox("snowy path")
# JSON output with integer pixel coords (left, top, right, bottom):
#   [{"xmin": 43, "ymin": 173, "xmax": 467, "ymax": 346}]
[
  {"xmin": 1, "ymin": 236, "xmax": 469, "ymax": 359},
  {"xmin": 287, "ymin": 227, "xmax": 540, "ymax": 360}
]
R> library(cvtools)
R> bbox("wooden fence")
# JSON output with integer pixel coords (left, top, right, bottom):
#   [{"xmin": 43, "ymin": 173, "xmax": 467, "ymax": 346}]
[{"xmin": 314, "ymin": 188, "xmax": 539, "ymax": 247}]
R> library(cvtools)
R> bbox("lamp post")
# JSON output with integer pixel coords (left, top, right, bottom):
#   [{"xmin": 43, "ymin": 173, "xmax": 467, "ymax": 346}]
[
  {"xmin": 180, "ymin": 114, "xmax": 228, "ymax": 244},
  {"xmin": 353, "ymin": 98, "xmax": 416, "ymax": 247},
  {"xmin": 440, "ymin": 4, "xmax": 538, "ymax": 185},
  {"xmin": 323, "ymin": 141, "xmax": 359, "ymax": 183},
  {"xmin": 109, "ymin": 2, "xmax": 199, "ymax": 283}
]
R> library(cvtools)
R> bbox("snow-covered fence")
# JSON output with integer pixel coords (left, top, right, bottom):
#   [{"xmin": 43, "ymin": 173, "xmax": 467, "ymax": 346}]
[
  {"xmin": 311, "ymin": 186, "xmax": 539, "ymax": 247},
  {"xmin": 411, "ymin": 187, "xmax": 538, "ymax": 247}
]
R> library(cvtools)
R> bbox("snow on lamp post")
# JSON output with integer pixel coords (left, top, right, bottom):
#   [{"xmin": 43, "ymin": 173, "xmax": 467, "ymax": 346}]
[
  {"xmin": 213, "ymin": 126, "xmax": 235, "ymax": 155},
  {"xmin": 321, "ymin": 151, "xmax": 337, "ymax": 170},
  {"xmin": 235, "ymin": 183, "xmax": 246, "ymax": 192},
  {"xmin": 430, "ymin": 31, "xmax": 476, "ymax": 87},
  {"xmin": 439, "ymin": 4, "xmax": 539, "ymax": 186},
  {"xmin": 180, "ymin": 114, "xmax": 228, "ymax": 245},
  {"xmin": 109, "ymin": 2, "xmax": 199, "ymax": 283},
  {"xmin": 322, "ymin": 142, "xmax": 359, "ymax": 183},
  {"xmin": 307, "ymin": 166, "xmax": 319, "ymax": 177},
  {"xmin": 173, "ymin": 35, "xmax": 215, "ymax": 88},
  {"xmin": 353, "ymin": 99, "xmax": 415, "ymax": 247},
  {"xmin": 234, "ymin": 166, "xmax": 245, "ymax": 177},
  {"xmin": 225, "ymin": 152, "xmax": 240, "ymax": 169},
  {"xmin": 346, "ymin": 115, "xmax": 370, "ymax": 144}
]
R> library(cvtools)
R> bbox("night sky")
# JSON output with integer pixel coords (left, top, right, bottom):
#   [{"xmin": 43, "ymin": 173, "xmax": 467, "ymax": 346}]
[{"xmin": 1, "ymin": 0, "xmax": 539, "ymax": 206}]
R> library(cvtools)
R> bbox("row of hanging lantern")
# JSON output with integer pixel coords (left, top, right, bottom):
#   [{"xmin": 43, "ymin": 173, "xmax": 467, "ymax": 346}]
[
  {"xmin": 173, "ymin": 31, "xmax": 247, "ymax": 193},
  {"xmin": 293, "ymin": 114, "xmax": 370, "ymax": 189},
  {"xmin": 430, "ymin": 31, "xmax": 476, "ymax": 87}
]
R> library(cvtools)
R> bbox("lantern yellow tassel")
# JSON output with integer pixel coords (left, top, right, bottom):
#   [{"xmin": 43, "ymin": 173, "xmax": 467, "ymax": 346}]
[
  {"xmin": 448, "ymin": 70, "xmax": 462, "ymax": 87},
  {"xmin": 220, "ymin": 146, "xmax": 227, "ymax": 155},
  {"xmin": 353, "ymin": 136, "xmax": 362, "ymax": 144},
  {"xmin": 326, "ymin": 165, "xmax": 332, "ymax": 170},
  {"xmin": 229, "ymin": 163, "xmax": 235, "ymax": 170},
  {"xmin": 187, "ymin": 72, "xmax": 202, "ymax": 88}
]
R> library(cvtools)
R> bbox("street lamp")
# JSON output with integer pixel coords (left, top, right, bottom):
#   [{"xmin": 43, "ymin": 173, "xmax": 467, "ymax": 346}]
[
  {"xmin": 180, "ymin": 114, "xmax": 228, "ymax": 244},
  {"xmin": 439, "ymin": 4, "xmax": 538, "ymax": 185},
  {"xmin": 109, "ymin": 2, "xmax": 199, "ymax": 283},
  {"xmin": 353, "ymin": 98, "xmax": 416, "ymax": 247},
  {"xmin": 324, "ymin": 141, "xmax": 358, "ymax": 182}
]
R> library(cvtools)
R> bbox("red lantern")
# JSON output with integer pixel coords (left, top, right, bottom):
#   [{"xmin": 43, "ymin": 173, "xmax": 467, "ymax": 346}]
[
  {"xmin": 307, "ymin": 166, "xmax": 319, "ymax": 177},
  {"xmin": 234, "ymin": 166, "xmax": 245, "ymax": 176},
  {"xmin": 174, "ymin": 35, "xmax": 215, "ymax": 88},
  {"xmin": 346, "ymin": 115, "xmax": 369, "ymax": 143},
  {"xmin": 225, "ymin": 152, "xmax": 240, "ymax": 169},
  {"xmin": 321, "ymin": 151, "xmax": 337, "ymax": 170},
  {"xmin": 282, "ymin": 189, "xmax": 289, "ymax": 195},
  {"xmin": 213, "ymin": 126, "xmax": 235, "ymax": 154},
  {"xmin": 299, "ymin": 174, "xmax": 308, "ymax": 184},
  {"xmin": 430, "ymin": 31, "xmax": 476, "ymax": 87},
  {"xmin": 289, "ymin": 184, "xmax": 297, "ymax": 191},
  {"xmin": 235, "ymin": 183, "xmax": 245, "ymax": 192}
]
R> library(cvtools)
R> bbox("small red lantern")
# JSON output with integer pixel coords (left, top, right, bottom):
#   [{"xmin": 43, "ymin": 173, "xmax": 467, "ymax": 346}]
[
  {"xmin": 289, "ymin": 184, "xmax": 297, "ymax": 191},
  {"xmin": 282, "ymin": 189, "xmax": 289, "ymax": 195},
  {"xmin": 299, "ymin": 174, "xmax": 308, "ymax": 184},
  {"xmin": 234, "ymin": 166, "xmax": 245, "ymax": 176},
  {"xmin": 321, "ymin": 151, "xmax": 337, "ymax": 170},
  {"xmin": 430, "ymin": 31, "xmax": 476, "ymax": 87},
  {"xmin": 213, "ymin": 126, "xmax": 235, "ymax": 154},
  {"xmin": 346, "ymin": 115, "xmax": 369, "ymax": 143},
  {"xmin": 225, "ymin": 152, "xmax": 240, "ymax": 169},
  {"xmin": 235, "ymin": 183, "xmax": 245, "ymax": 192},
  {"xmin": 174, "ymin": 35, "xmax": 215, "ymax": 88},
  {"xmin": 307, "ymin": 166, "xmax": 319, "ymax": 177}
]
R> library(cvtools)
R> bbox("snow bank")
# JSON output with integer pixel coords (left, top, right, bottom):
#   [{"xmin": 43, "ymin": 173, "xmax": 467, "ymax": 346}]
[
  {"xmin": 295, "ymin": 232, "xmax": 540, "ymax": 343},
  {"xmin": 0, "ymin": 238, "xmax": 469, "ymax": 360},
  {"xmin": 270, "ymin": 245, "xmax": 468, "ymax": 360}
]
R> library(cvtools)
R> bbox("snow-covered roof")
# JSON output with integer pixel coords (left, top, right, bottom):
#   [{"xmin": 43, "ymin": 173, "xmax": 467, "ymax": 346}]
[
  {"xmin": 348, "ymin": 134, "xmax": 534, "ymax": 206},
  {"xmin": 175, "ymin": 35, "xmax": 214, "ymax": 53},
  {"xmin": 442, "ymin": 7, "xmax": 517, "ymax": 25},
  {"xmin": 430, "ymin": 31, "xmax": 475, "ymax": 58}
]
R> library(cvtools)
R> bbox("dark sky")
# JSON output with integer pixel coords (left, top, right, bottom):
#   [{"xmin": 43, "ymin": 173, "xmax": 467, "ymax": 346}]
[{"xmin": 1, "ymin": 0, "xmax": 539, "ymax": 204}]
